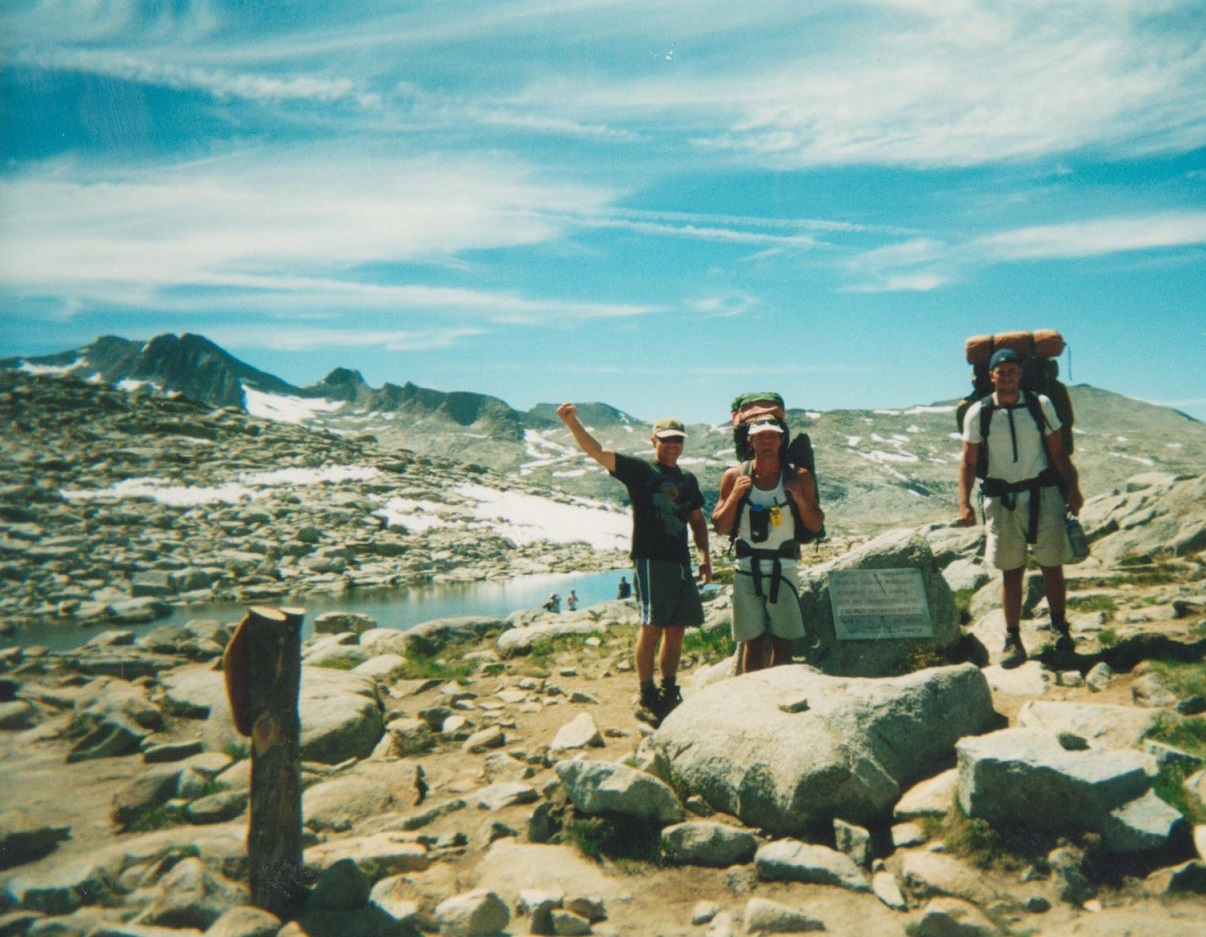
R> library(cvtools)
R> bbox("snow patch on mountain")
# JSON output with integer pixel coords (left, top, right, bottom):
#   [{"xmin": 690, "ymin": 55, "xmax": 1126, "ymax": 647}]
[
  {"xmin": 456, "ymin": 483, "xmax": 629, "ymax": 550},
  {"xmin": 244, "ymin": 387, "xmax": 344, "ymax": 423}
]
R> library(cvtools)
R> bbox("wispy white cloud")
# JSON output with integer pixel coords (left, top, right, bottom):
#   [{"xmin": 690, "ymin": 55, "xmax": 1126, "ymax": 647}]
[
  {"xmin": 842, "ymin": 237, "xmax": 954, "ymax": 293},
  {"xmin": 689, "ymin": 293, "xmax": 760, "ymax": 318},
  {"xmin": 509, "ymin": 2, "xmax": 1206, "ymax": 168},
  {"xmin": 206, "ymin": 325, "xmax": 484, "ymax": 353},
  {"xmin": 846, "ymin": 273, "xmax": 950, "ymax": 294},
  {"xmin": 844, "ymin": 211, "xmax": 1206, "ymax": 292},
  {"xmin": 575, "ymin": 215, "xmax": 822, "ymax": 248},
  {"xmin": 13, "ymin": 2, "xmax": 1203, "ymax": 170},
  {"xmin": 0, "ymin": 146, "xmax": 642, "ymax": 323},
  {"xmin": 14, "ymin": 48, "xmax": 363, "ymax": 105},
  {"xmin": 975, "ymin": 212, "xmax": 1206, "ymax": 260}
]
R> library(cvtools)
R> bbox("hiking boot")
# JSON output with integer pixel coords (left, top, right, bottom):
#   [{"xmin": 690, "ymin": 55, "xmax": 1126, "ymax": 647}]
[
  {"xmin": 1052, "ymin": 620, "xmax": 1075, "ymax": 654},
  {"xmin": 634, "ymin": 688, "xmax": 663, "ymax": 728},
  {"xmin": 1000, "ymin": 633, "xmax": 1027, "ymax": 669},
  {"xmin": 657, "ymin": 684, "xmax": 683, "ymax": 721}
]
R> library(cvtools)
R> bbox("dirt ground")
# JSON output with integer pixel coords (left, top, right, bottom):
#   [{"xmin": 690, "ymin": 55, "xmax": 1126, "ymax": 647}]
[{"xmin": 3, "ymin": 582, "xmax": 1206, "ymax": 937}]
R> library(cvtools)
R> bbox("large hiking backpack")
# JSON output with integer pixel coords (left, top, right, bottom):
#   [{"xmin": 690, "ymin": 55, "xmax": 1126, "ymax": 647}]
[
  {"xmin": 729, "ymin": 392, "xmax": 825, "ymax": 545},
  {"xmin": 955, "ymin": 330, "xmax": 1075, "ymax": 466}
]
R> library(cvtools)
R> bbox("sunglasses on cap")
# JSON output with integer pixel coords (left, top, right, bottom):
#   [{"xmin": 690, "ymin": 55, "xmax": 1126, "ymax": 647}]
[{"xmin": 658, "ymin": 434, "xmax": 685, "ymax": 444}]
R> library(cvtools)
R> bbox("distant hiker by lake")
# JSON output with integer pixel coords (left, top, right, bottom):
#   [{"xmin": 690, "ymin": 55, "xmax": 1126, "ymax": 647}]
[
  {"xmin": 557, "ymin": 402, "xmax": 711, "ymax": 727},
  {"xmin": 617, "ymin": 576, "xmax": 631, "ymax": 599}
]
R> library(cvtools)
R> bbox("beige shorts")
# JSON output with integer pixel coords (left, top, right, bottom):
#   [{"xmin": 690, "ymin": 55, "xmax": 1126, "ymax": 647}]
[
  {"xmin": 984, "ymin": 485, "xmax": 1068, "ymax": 571},
  {"xmin": 732, "ymin": 563, "xmax": 805, "ymax": 642}
]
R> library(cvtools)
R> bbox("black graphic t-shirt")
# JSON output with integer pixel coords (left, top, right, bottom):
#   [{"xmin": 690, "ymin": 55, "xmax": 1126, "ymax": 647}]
[{"xmin": 610, "ymin": 453, "xmax": 703, "ymax": 563}]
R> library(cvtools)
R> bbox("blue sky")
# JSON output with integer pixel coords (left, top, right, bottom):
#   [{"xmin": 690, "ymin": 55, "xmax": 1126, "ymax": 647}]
[{"xmin": 1, "ymin": 1, "xmax": 1204, "ymax": 425}]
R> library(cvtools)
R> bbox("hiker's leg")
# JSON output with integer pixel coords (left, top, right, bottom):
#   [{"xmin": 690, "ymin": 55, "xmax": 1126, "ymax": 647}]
[
  {"xmin": 769, "ymin": 636, "xmax": 794, "ymax": 666},
  {"xmin": 1039, "ymin": 563, "xmax": 1067, "ymax": 624},
  {"xmin": 984, "ymin": 496, "xmax": 1025, "ymax": 573},
  {"xmin": 1001, "ymin": 567, "xmax": 1024, "ymax": 634},
  {"xmin": 742, "ymin": 635, "xmax": 769, "ymax": 672},
  {"xmin": 658, "ymin": 625, "xmax": 685, "ymax": 682},
  {"xmin": 763, "ymin": 570, "xmax": 803, "ymax": 668},
  {"xmin": 635, "ymin": 625, "xmax": 660, "ymax": 683}
]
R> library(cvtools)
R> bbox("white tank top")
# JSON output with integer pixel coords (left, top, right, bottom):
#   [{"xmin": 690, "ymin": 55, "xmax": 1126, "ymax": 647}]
[{"xmin": 736, "ymin": 473, "xmax": 797, "ymax": 572}]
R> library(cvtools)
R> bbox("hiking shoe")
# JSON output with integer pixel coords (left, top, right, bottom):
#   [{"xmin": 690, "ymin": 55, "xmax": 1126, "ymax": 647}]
[
  {"xmin": 634, "ymin": 690, "xmax": 663, "ymax": 728},
  {"xmin": 1000, "ymin": 633, "xmax": 1027, "ymax": 669},
  {"xmin": 657, "ymin": 684, "xmax": 683, "ymax": 721},
  {"xmin": 1052, "ymin": 621, "xmax": 1075, "ymax": 653}
]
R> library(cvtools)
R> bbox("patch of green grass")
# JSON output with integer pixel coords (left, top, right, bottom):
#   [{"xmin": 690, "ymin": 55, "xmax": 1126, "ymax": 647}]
[
  {"xmin": 1076, "ymin": 554, "xmax": 1199, "ymax": 588},
  {"xmin": 1150, "ymin": 753, "xmax": 1206, "ymax": 826},
  {"xmin": 1147, "ymin": 662, "xmax": 1206, "ymax": 700},
  {"xmin": 564, "ymin": 817, "xmax": 610, "ymax": 862},
  {"xmin": 528, "ymin": 632, "xmax": 607, "ymax": 670},
  {"xmin": 1096, "ymin": 628, "xmax": 1119, "ymax": 648},
  {"xmin": 311, "ymin": 656, "xmax": 360, "ymax": 670},
  {"xmin": 223, "ymin": 741, "xmax": 250, "ymax": 761},
  {"xmin": 952, "ymin": 588, "xmax": 976, "ymax": 615},
  {"xmin": 1066, "ymin": 594, "xmax": 1118, "ymax": 616},
  {"xmin": 1118, "ymin": 569, "xmax": 1183, "ymax": 586},
  {"xmin": 901, "ymin": 643, "xmax": 948, "ymax": 674},
  {"xmin": 1151, "ymin": 713, "xmax": 1206, "ymax": 754},
  {"xmin": 195, "ymin": 779, "xmax": 231, "ymax": 799},
  {"xmin": 563, "ymin": 815, "xmax": 661, "ymax": 863},
  {"xmin": 952, "ymin": 587, "xmax": 978, "ymax": 626},
  {"xmin": 682, "ymin": 626, "xmax": 735, "ymax": 665},
  {"xmin": 925, "ymin": 808, "xmax": 1055, "ymax": 874},
  {"xmin": 400, "ymin": 648, "xmax": 477, "ymax": 684},
  {"xmin": 127, "ymin": 803, "xmax": 188, "ymax": 832}
]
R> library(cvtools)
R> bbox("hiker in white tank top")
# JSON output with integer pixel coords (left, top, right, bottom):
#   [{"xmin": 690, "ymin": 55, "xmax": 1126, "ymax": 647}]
[{"xmin": 713, "ymin": 416, "xmax": 824, "ymax": 672}]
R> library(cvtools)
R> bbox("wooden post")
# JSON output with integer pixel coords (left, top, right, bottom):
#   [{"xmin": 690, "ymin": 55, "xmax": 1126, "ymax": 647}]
[{"xmin": 224, "ymin": 605, "xmax": 305, "ymax": 919}]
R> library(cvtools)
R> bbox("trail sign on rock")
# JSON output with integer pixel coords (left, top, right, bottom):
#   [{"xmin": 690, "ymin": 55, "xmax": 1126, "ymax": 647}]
[{"xmin": 828, "ymin": 569, "xmax": 933, "ymax": 640}]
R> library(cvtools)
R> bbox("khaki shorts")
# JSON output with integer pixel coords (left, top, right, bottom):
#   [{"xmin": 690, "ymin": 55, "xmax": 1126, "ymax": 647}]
[
  {"xmin": 732, "ymin": 564, "xmax": 805, "ymax": 642},
  {"xmin": 633, "ymin": 558, "xmax": 705, "ymax": 627},
  {"xmin": 985, "ymin": 485, "xmax": 1068, "ymax": 571}
]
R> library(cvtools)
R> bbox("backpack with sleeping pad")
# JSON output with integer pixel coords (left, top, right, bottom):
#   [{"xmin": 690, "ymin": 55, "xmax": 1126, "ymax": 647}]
[
  {"xmin": 956, "ymin": 331, "xmax": 1074, "ymax": 543},
  {"xmin": 729, "ymin": 392, "xmax": 826, "ymax": 546},
  {"xmin": 955, "ymin": 330, "xmax": 1075, "ymax": 472}
]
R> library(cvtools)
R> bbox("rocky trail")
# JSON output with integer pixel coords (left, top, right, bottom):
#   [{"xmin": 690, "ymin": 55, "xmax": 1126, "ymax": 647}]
[
  {"xmin": 2, "ymin": 369, "xmax": 1206, "ymax": 937},
  {"xmin": 2, "ymin": 531, "xmax": 1205, "ymax": 937}
]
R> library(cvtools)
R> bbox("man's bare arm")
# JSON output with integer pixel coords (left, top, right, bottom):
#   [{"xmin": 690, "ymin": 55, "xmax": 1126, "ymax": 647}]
[
  {"xmin": 1045, "ymin": 431, "xmax": 1084, "ymax": 514},
  {"xmin": 784, "ymin": 467, "xmax": 824, "ymax": 533},
  {"xmin": 958, "ymin": 441, "xmax": 978, "ymax": 526},
  {"xmin": 711, "ymin": 467, "xmax": 749, "ymax": 536},
  {"xmin": 556, "ymin": 402, "xmax": 617, "ymax": 473},
  {"xmin": 689, "ymin": 508, "xmax": 712, "ymax": 583}
]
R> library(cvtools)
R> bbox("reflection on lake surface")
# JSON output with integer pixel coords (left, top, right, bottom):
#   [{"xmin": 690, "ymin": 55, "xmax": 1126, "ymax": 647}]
[{"xmin": 8, "ymin": 567, "xmax": 634, "ymax": 652}]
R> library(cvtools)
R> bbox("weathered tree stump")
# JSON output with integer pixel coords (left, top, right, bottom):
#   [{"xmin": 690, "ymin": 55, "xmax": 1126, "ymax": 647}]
[{"xmin": 223, "ymin": 605, "xmax": 305, "ymax": 919}]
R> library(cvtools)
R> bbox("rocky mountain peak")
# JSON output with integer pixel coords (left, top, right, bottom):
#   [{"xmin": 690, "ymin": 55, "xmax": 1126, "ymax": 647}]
[
  {"xmin": 310, "ymin": 367, "xmax": 371, "ymax": 403},
  {"xmin": 526, "ymin": 401, "xmax": 638, "ymax": 429}
]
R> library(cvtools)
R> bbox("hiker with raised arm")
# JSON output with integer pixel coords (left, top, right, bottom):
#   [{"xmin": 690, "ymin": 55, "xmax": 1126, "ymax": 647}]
[
  {"xmin": 958, "ymin": 347, "xmax": 1085, "ymax": 668},
  {"xmin": 557, "ymin": 401, "xmax": 712, "ymax": 725},
  {"xmin": 713, "ymin": 395, "xmax": 824, "ymax": 672}
]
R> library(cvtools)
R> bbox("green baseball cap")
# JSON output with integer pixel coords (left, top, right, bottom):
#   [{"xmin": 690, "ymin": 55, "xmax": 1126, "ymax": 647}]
[{"xmin": 652, "ymin": 417, "xmax": 687, "ymax": 439}]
